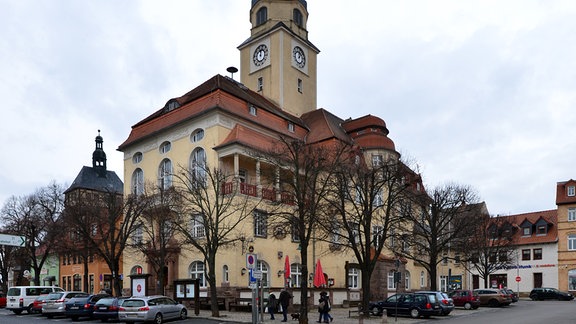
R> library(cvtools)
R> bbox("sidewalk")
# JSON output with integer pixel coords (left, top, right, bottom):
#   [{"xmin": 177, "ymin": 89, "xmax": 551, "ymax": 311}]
[{"xmin": 189, "ymin": 306, "xmax": 427, "ymax": 323}]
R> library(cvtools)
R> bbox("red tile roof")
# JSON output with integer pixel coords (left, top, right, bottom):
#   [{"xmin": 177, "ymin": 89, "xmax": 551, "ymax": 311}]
[
  {"xmin": 556, "ymin": 179, "xmax": 576, "ymax": 205},
  {"xmin": 501, "ymin": 210, "xmax": 558, "ymax": 245}
]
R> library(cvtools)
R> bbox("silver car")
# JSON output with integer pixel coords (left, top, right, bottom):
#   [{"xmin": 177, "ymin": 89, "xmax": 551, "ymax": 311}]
[
  {"xmin": 118, "ymin": 295, "xmax": 187, "ymax": 324},
  {"xmin": 42, "ymin": 291, "xmax": 87, "ymax": 318}
]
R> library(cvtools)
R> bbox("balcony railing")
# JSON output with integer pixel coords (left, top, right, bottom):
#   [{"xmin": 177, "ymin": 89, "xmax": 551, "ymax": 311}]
[
  {"xmin": 240, "ymin": 183, "xmax": 257, "ymax": 197},
  {"xmin": 220, "ymin": 182, "xmax": 296, "ymax": 205}
]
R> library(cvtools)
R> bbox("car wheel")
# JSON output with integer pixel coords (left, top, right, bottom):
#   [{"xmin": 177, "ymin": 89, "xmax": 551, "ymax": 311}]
[
  {"xmin": 153, "ymin": 313, "xmax": 163, "ymax": 324},
  {"xmin": 26, "ymin": 305, "xmax": 34, "ymax": 314},
  {"xmin": 370, "ymin": 306, "xmax": 381, "ymax": 316},
  {"xmin": 464, "ymin": 302, "xmax": 472, "ymax": 310},
  {"xmin": 12, "ymin": 310, "xmax": 22, "ymax": 315},
  {"xmin": 488, "ymin": 299, "xmax": 499, "ymax": 307},
  {"xmin": 179, "ymin": 308, "xmax": 187, "ymax": 320},
  {"xmin": 410, "ymin": 308, "xmax": 420, "ymax": 318}
]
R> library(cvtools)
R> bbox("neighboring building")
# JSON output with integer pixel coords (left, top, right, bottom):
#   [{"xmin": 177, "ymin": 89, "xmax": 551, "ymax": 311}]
[
  {"xmin": 468, "ymin": 210, "xmax": 558, "ymax": 294},
  {"xmin": 556, "ymin": 179, "xmax": 576, "ymax": 292},
  {"xmin": 118, "ymin": 0, "xmax": 427, "ymax": 303},
  {"xmin": 60, "ymin": 131, "xmax": 123, "ymax": 293}
]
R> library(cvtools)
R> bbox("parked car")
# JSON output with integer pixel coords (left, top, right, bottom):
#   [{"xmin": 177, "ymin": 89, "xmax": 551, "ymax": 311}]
[
  {"xmin": 93, "ymin": 296, "xmax": 129, "ymax": 322},
  {"xmin": 118, "ymin": 295, "xmax": 188, "ymax": 323},
  {"xmin": 30, "ymin": 295, "xmax": 50, "ymax": 314},
  {"xmin": 65, "ymin": 293, "xmax": 110, "ymax": 321},
  {"xmin": 0, "ymin": 292, "xmax": 6, "ymax": 308},
  {"xmin": 529, "ymin": 287, "xmax": 574, "ymax": 301},
  {"xmin": 474, "ymin": 288, "xmax": 512, "ymax": 307},
  {"xmin": 504, "ymin": 288, "xmax": 519, "ymax": 302},
  {"xmin": 368, "ymin": 293, "xmax": 442, "ymax": 318},
  {"xmin": 42, "ymin": 291, "xmax": 88, "ymax": 318},
  {"xmin": 6, "ymin": 286, "xmax": 64, "ymax": 314},
  {"xmin": 448, "ymin": 289, "xmax": 480, "ymax": 309},
  {"xmin": 415, "ymin": 290, "xmax": 454, "ymax": 315}
]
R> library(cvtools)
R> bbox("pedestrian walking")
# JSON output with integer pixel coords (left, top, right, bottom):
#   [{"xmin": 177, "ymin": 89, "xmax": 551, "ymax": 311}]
[
  {"xmin": 317, "ymin": 291, "xmax": 333, "ymax": 323},
  {"xmin": 279, "ymin": 288, "xmax": 292, "ymax": 322},
  {"xmin": 266, "ymin": 293, "xmax": 278, "ymax": 320}
]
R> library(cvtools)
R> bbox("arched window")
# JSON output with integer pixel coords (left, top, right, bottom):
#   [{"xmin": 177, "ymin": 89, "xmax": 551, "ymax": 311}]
[
  {"xmin": 159, "ymin": 141, "xmax": 171, "ymax": 154},
  {"xmin": 223, "ymin": 265, "xmax": 229, "ymax": 283},
  {"xmin": 293, "ymin": 9, "xmax": 303, "ymax": 27},
  {"xmin": 348, "ymin": 268, "xmax": 360, "ymax": 289},
  {"xmin": 158, "ymin": 159, "xmax": 173, "ymax": 189},
  {"xmin": 189, "ymin": 261, "xmax": 206, "ymax": 287},
  {"xmin": 387, "ymin": 270, "xmax": 396, "ymax": 289},
  {"xmin": 290, "ymin": 263, "xmax": 302, "ymax": 288},
  {"xmin": 257, "ymin": 261, "xmax": 270, "ymax": 287},
  {"xmin": 190, "ymin": 148, "xmax": 206, "ymax": 185},
  {"xmin": 131, "ymin": 168, "xmax": 144, "ymax": 195},
  {"xmin": 405, "ymin": 271, "xmax": 411, "ymax": 290},
  {"xmin": 420, "ymin": 271, "xmax": 426, "ymax": 288},
  {"xmin": 191, "ymin": 129, "xmax": 204, "ymax": 143},
  {"xmin": 256, "ymin": 7, "xmax": 267, "ymax": 25}
]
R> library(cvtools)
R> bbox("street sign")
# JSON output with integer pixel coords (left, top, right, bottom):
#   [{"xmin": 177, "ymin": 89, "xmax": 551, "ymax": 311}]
[
  {"xmin": 252, "ymin": 270, "xmax": 262, "ymax": 279},
  {"xmin": 0, "ymin": 234, "xmax": 25, "ymax": 247},
  {"xmin": 246, "ymin": 253, "xmax": 257, "ymax": 269},
  {"xmin": 515, "ymin": 276, "xmax": 521, "ymax": 282}
]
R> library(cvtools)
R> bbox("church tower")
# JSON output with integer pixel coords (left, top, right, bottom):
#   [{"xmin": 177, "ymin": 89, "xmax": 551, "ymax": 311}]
[
  {"xmin": 238, "ymin": 0, "xmax": 319, "ymax": 117},
  {"xmin": 92, "ymin": 129, "xmax": 107, "ymax": 177}
]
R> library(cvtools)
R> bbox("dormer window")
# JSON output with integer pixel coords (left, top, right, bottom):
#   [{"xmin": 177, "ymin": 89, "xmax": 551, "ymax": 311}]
[
  {"xmin": 536, "ymin": 225, "xmax": 547, "ymax": 235},
  {"xmin": 288, "ymin": 122, "xmax": 295, "ymax": 133},
  {"xmin": 165, "ymin": 100, "xmax": 180, "ymax": 112},
  {"xmin": 522, "ymin": 226, "xmax": 531, "ymax": 236},
  {"xmin": 568, "ymin": 185, "xmax": 575, "ymax": 197}
]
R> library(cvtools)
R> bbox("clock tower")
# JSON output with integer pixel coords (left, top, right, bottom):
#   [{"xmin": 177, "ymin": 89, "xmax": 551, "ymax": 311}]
[{"xmin": 238, "ymin": 0, "xmax": 319, "ymax": 117}]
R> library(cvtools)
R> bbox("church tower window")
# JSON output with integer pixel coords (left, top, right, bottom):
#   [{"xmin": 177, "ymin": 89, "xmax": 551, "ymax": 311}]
[{"xmin": 256, "ymin": 7, "xmax": 267, "ymax": 26}]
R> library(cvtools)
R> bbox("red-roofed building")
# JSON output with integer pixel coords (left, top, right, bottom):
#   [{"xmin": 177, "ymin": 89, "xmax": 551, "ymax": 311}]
[{"xmin": 118, "ymin": 0, "xmax": 426, "ymax": 303}]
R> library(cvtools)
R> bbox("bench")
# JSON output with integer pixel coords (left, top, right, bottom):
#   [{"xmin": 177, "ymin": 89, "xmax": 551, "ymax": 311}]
[{"xmin": 228, "ymin": 297, "xmax": 253, "ymax": 312}]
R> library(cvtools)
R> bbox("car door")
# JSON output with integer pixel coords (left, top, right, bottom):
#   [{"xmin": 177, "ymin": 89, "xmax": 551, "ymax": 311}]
[
  {"xmin": 163, "ymin": 297, "xmax": 180, "ymax": 319},
  {"xmin": 397, "ymin": 294, "xmax": 413, "ymax": 315}
]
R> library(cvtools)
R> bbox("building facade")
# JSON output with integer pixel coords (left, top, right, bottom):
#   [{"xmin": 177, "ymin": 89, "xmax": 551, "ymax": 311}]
[
  {"xmin": 556, "ymin": 179, "xmax": 576, "ymax": 291},
  {"xmin": 118, "ymin": 0, "xmax": 428, "ymax": 303}
]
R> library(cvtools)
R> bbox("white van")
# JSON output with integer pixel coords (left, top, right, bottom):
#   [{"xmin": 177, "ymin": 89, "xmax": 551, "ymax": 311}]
[{"xmin": 6, "ymin": 285, "xmax": 64, "ymax": 314}]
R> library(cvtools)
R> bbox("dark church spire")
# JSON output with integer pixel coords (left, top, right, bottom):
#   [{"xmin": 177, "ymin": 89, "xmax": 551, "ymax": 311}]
[{"xmin": 92, "ymin": 129, "xmax": 107, "ymax": 177}]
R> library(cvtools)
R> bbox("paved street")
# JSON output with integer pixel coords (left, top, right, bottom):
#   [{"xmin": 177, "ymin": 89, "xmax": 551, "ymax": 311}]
[{"xmin": 2, "ymin": 299, "xmax": 576, "ymax": 324}]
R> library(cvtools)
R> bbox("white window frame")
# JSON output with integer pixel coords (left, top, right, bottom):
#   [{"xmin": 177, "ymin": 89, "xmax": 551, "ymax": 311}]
[
  {"xmin": 189, "ymin": 261, "xmax": 206, "ymax": 287},
  {"xmin": 222, "ymin": 265, "xmax": 229, "ymax": 283},
  {"xmin": 569, "ymin": 234, "xmax": 576, "ymax": 251},
  {"xmin": 569, "ymin": 208, "xmax": 576, "ymax": 222},
  {"xmin": 569, "ymin": 186, "xmax": 576, "ymax": 197},
  {"xmin": 348, "ymin": 268, "xmax": 360, "ymax": 289},
  {"xmin": 190, "ymin": 214, "xmax": 205, "ymax": 238},
  {"xmin": 405, "ymin": 271, "xmax": 411, "ymax": 290},
  {"xmin": 159, "ymin": 141, "xmax": 171, "ymax": 154},
  {"xmin": 132, "ymin": 152, "xmax": 143, "ymax": 164},
  {"xmin": 290, "ymin": 263, "xmax": 302, "ymax": 288},
  {"xmin": 256, "ymin": 261, "xmax": 270, "ymax": 287},
  {"xmin": 190, "ymin": 148, "xmax": 207, "ymax": 185},
  {"xmin": 254, "ymin": 210, "xmax": 268, "ymax": 237},
  {"xmin": 420, "ymin": 271, "xmax": 425, "ymax": 287},
  {"xmin": 158, "ymin": 159, "xmax": 173, "ymax": 189},
  {"xmin": 372, "ymin": 225, "xmax": 383, "ymax": 247},
  {"xmin": 131, "ymin": 168, "xmax": 144, "ymax": 195},
  {"xmin": 387, "ymin": 270, "xmax": 396, "ymax": 289},
  {"xmin": 297, "ymin": 78, "xmax": 303, "ymax": 93},
  {"xmin": 191, "ymin": 129, "xmax": 204, "ymax": 142}
]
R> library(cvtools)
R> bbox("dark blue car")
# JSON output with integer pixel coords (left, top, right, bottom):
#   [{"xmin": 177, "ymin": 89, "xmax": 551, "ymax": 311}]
[
  {"xmin": 369, "ymin": 293, "xmax": 442, "ymax": 318},
  {"xmin": 64, "ymin": 293, "xmax": 110, "ymax": 321}
]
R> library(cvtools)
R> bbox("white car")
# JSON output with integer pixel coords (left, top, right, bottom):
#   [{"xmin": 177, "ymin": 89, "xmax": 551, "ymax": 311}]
[
  {"xmin": 118, "ymin": 295, "xmax": 187, "ymax": 324},
  {"xmin": 42, "ymin": 291, "xmax": 87, "ymax": 318}
]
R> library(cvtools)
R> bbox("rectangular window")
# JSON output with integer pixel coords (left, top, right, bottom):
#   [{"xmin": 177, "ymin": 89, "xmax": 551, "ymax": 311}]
[
  {"xmin": 569, "ymin": 235, "xmax": 576, "ymax": 251},
  {"xmin": 288, "ymin": 123, "xmax": 295, "ymax": 132},
  {"xmin": 568, "ymin": 186, "xmax": 575, "ymax": 197},
  {"xmin": 372, "ymin": 155, "xmax": 383, "ymax": 167},
  {"xmin": 372, "ymin": 225, "xmax": 383, "ymax": 247},
  {"xmin": 249, "ymin": 105, "xmax": 257, "ymax": 116},
  {"xmin": 297, "ymin": 78, "xmax": 303, "ymax": 93},
  {"xmin": 190, "ymin": 214, "xmax": 206, "ymax": 238},
  {"xmin": 522, "ymin": 249, "xmax": 531, "ymax": 260},
  {"xmin": 348, "ymin": 268, "xmax": 359, "ymax": 289},
  {"xmin": 569, "ymin": 208, "xmax": 576, "ymax": 221},
  {"xmin": 536, "ymin": 225, "xmax": 547, "ymax": 235},
  {"xmin": 254, "ymin": 210, "xmax": 268, "ymax": 237},
  {"xmin": 257, "ymin": 77, "xmax": 263, "ymax": 91},
  {"xmin": 533, "ymin": 248, "xmax": 542, "ymax": 260}
]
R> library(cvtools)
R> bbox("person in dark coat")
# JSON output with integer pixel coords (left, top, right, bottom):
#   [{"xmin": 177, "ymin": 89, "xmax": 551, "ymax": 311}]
[
  {"xmin": 278, "ymin": 288, "xmax": 292, "ymax": 322},
  {"xmin": 266, "ymin": 293, "xmax": 278, "ymax": 320},
  {"xmin": 317, "ymin": 291, "xmax": 333, "ymax": 323}
]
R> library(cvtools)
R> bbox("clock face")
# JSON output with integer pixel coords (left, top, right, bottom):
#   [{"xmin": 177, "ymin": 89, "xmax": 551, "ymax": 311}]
[
  {"xmin": 253, "ymin": 44, "xmax": 269, "ymax": 66},
  {"xmin": 293, "ymin": 46, "xmax": 306, "ymax": 68}
]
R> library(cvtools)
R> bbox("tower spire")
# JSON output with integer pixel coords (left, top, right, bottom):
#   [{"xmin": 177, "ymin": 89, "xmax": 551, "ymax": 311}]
[{"xmin": 92, "ymin": 129, "xmax": 107, "ymax": 177}]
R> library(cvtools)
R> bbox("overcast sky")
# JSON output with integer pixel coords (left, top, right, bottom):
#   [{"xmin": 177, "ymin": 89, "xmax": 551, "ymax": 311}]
[{"xmin": 1, "ymin": 0, "xmax": 575, "ymax": 216}]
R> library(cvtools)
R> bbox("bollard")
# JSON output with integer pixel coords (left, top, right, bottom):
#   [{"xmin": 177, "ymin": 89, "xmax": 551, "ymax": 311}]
[{"xmin": 380, "ymin": 309, "xmax": 388, "ymax": 324}]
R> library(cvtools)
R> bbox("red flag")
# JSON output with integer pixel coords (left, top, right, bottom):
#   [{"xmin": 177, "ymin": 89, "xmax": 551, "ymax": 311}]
[{"xmin": 284, "ymin": 255, "xmax": 291, "ymax": 279}]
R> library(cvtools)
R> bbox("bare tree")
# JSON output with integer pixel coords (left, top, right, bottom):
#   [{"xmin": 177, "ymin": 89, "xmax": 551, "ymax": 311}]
[
  {"xmin": 128, "ymin": 185, "xmax": 184, "ymax": 296},
  {"xmin": 0, "ymin": 239, "xmax": 18, "ymax": 292},
  {"xmin": 397, "ymin": 183, "xmax": 482, "ymax": 291},
  {"xmin": 1, "ymin": 182, "xmax": 65, "ymax": 285},
  {"xmin": 173, "ymin": 163, "xmax": 261, "ymax": 317},
  {"xmin": 258, "ymin": 137, "xmax": 347, "ymax": 324},
  {"xmin": 63, "ymin": 189, "xmax": 148, "ymax": 296},
  {"xmin": 323, "ymin": 154, "xmax": 419, "ymax": 313},
  {"xmin": 456, "ymin": 213, "xmax": 516, "ymax": 288}
]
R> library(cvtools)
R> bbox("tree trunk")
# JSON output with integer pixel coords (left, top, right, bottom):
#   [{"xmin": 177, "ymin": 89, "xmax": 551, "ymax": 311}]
[{"xmin": 208, "ymin": 255, "xmax": 220, "ymax": 317}]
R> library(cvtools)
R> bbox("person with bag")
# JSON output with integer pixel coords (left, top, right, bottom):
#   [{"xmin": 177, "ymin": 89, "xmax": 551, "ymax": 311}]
[
  {"xmin": 279, "ymin": 288, "xmax": 292, "ymax": 322},
  {"xmin": 317, "ymin": 291, "xmax": 333, "ymax": 323}
]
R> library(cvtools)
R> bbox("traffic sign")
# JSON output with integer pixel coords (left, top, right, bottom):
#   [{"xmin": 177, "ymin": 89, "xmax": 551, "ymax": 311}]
[
  {"xmin": 252, "ymin": 270, "xmax": 262, "ymax": 279},
  {"xmin": 515, "ymin": 276, "xmax": 521, "ymax": 282},
  {"xmin": 0, "ymin": 234, "xmax": 25, "ymax": 247},
  {"xmin": 246, "ymin": 253, "xmax": 257, "ymax": 269}
]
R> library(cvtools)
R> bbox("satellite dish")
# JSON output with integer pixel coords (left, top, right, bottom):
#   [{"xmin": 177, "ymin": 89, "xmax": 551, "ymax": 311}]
[{"xmin": 227, "ymin": 66, "xmax": 238, "ymax": 79}]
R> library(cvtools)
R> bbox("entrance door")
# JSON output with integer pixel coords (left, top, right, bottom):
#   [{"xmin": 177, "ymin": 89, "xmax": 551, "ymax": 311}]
[
  {"xmin": 472, "ymin": 275, "xmax": 479, "ymax": 289},
  {"xmin": 533, "ymin": 273, "xmax": 543, "ymax": 288}
]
